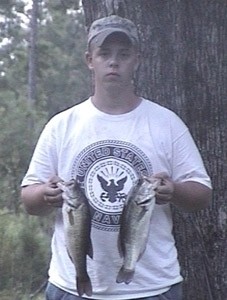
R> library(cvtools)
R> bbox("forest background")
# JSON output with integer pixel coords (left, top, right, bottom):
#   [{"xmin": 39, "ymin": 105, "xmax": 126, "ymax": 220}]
[
  {"xmin": 0, "ymin": 0, "xmax": 226, "ymax": 299},
  {"xmin": 0, "ymin": 1, "xmax": 90, "ymax": 299}
]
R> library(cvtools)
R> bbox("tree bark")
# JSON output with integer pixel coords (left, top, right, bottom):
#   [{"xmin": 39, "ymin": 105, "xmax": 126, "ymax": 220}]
[
  {"xmin": 28, "ymin": 0, "xmax": 39, "ymax": 107},
  {"xmin": 82, "ymin": 1, "xmax": 227, "ymax": 299}
]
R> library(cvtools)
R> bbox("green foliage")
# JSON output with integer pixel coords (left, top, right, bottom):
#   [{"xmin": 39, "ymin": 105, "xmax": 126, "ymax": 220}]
[
  {"xmin": 0, "ymin": 96, "xmax": 47, "ymax": 212},
  {"xmin": 0, "ymin": 0, "xmax": 28, "ymax": 103},
  {"xmin": 0, "ymin": 0, "xmax": 91, "ymax": 117},
  {"xmin": 37, "ymin": 1, "xmax": 91, "ymax": 116},
  {"xmin": 0, "ymin": 0, "xmax": 26, "ymax": 41},
  {"xmin": 0, "ymin": 212, "xmax": 51, "ymax": 297},
  {"xmin": 47, "ymin": 0, "xmax": 80, "ymax": 12},
  {"xmin": 0, "ymin": 0, "xmax": 91, "ymax": 296}
]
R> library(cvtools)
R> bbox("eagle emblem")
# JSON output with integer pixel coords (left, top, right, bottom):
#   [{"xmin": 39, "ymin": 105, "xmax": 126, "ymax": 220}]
[{"xmin": 97, "ymin": 174, "xmax": 127, "ymax": 203}]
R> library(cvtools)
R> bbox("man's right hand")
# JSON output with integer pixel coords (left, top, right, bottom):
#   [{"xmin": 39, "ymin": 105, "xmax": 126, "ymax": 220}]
[{"xmin": 43, "ymin": 176, "xmax": 64, "ymax": 208}]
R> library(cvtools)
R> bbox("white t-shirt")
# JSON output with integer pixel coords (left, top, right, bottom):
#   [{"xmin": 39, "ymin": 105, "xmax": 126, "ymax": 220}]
[{"xmin": 22, "ymin": 98, "xmax": 211, "ymax": 299}]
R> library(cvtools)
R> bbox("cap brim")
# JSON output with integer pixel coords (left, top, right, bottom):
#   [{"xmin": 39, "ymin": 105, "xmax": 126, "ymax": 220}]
[{"xmin": 90, "ymin": 29, "xmax": 133, "ymax": 47}]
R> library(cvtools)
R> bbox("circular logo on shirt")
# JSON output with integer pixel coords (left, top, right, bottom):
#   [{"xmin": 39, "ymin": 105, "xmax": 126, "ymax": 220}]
[{"xmin": 71, "ymin": 140, "xmax": 153, "ymax": 232}]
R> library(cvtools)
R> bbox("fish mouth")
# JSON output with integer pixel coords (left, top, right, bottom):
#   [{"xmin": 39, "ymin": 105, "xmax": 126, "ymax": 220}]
[
  {"xmin": 65, "ymin": 199, "xmax": 79, "ymax": 209},
  {"xmin": 136, "ymin": 197, "xmax": 153, "ymax": 206}
]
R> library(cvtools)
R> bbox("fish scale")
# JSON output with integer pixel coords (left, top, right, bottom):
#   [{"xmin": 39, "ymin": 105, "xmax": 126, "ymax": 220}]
[
  {"xmin": 58, "ymin": 179, "xmax": 93, "ymax": 297},
  {"xmin": 116, "ymin": 176, "xmax": 159, "ymax": 284}
]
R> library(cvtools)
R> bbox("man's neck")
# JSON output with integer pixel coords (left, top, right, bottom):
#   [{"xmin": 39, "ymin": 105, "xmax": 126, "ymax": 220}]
[{"xmin": 91, "ymin": 87, "xmax": 141, "ymax": 115}]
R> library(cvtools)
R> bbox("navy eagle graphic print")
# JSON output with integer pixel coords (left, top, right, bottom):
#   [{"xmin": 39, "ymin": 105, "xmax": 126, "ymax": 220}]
[
  {"xmin": 97, "ymin": 174, "xmax": 127, "ymax": 203},
  {"xmin": 71, "ymin": 140, "xmax": 153, "ymax": 231}
]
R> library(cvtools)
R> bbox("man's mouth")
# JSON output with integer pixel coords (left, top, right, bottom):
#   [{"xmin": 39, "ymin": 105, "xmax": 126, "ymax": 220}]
[{"xmin": 106, "ymin": 72, "xmax": 120, "ymax": 76}]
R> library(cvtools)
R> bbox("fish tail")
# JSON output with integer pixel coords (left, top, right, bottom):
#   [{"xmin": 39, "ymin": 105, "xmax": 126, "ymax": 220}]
[
  {"xmin": 116, "ymin": 267, "xmax": 135, "ymax": 284},
  {"xmin": 76, "ymin": 276, "xmax": 92, "ymax": 296}
]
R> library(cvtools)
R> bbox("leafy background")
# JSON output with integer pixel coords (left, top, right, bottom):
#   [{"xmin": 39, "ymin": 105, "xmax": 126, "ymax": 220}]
[
  {"xmin": 1, "ymin": 0, "xmax": 226, "ymax": 299},
  {"xmin": 0, "ymin": 0, "xmax": 90, "ymax": 298}
]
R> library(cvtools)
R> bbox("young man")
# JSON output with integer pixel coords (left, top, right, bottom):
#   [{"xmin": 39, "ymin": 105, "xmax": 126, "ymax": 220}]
[{"xmin": 21, "ymin": 15, "xmax": 212, "ymax": 300}]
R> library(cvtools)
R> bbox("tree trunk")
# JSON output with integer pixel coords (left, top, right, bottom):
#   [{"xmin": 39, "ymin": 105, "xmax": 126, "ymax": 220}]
[
  {"xmin": 28, "ymin": 0, "xmax": 39, "ymax": 107},
  {"xmin": 82, "ymin": 1, "xmax": 227, "ymax": 299}
]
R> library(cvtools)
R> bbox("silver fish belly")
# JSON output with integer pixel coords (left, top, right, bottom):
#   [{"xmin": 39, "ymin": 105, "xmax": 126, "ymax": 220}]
[
  {"xmin": 116, "ymin": 176, "xmax": 159, "ymax": 284},
  {"xmin": 58, "ymin": 179, "xmax": 93, "ymax": 296}
]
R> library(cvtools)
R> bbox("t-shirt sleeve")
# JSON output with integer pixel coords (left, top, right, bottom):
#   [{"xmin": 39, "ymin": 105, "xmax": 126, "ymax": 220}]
[
  {"xmin": 170, "ymin": 116, "xmax": 212, "ymax": 189},
  {"xmin": 21, "ymin": 119, "xmax": 58, "ymax": 186}
]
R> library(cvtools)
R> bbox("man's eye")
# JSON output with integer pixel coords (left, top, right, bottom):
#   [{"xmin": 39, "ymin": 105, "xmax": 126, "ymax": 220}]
[
  {"xmin": 120, "ymin": 52, "xmax": 130, "ymax": 58},
  {"xmin": 100, "ymin": 51, "xmax": 109, "ymax": 56}
]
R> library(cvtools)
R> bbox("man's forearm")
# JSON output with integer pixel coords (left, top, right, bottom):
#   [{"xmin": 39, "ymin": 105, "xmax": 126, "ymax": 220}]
[
  {"xmin": 172, "ymin": 181, "xmax": 212, "ymax": 212},
  {"xmin": 154, "ymin": 173, "xmax": 212, "ymax": 212},
  {"xmin": 21, "ymin": 176, "xmax": 64, "ymax": 216},
  {"xmin": 21, "ymin": 184, "xmax": 54, "ymax": 216}
]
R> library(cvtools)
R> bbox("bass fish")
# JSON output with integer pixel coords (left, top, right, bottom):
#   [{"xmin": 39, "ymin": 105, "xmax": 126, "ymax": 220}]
[
  {"xmin": 58, "ymin": 179, "xmax": 93, "ymax": 297},
  {"xmin": 116, "ymin": 176, "xmax": 159, "ymax": 284}
]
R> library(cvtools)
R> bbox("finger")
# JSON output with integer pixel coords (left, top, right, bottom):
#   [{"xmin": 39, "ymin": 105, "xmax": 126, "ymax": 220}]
[
  {"xmin": 44, "ymin": 194, "xmax": 63, "ymax": 207},
  {"xmin": 155, "ymin": 192, "xmax": 172, "ymax": 204},
  {"xmin": 156, "ymin": 185, "xmax": 169, "ymax": 194},
  {"xmin": 153, "ymin": 172, "xmax": 169, "ymax": 180},
  {"xmin": 49, "ymin": 176, "xmax": 64, "ymax": 186},
  {"xmin": 44, "ymin": 185, "xmax": 63, "ymax": 202},
  {"xmin": 156, "ymin": 198, "xmax": 169, "ymax": 205},
  {"xmin": 50, "ymin": 201, "xmax": 63, "ymax": 208},
  {"xmin": 156, "ymin": 191, "xmax": 172, "ymax": 199},
  {"xmin": 46, "ymin": 184, "xmax": 63, "ymax": 196}
]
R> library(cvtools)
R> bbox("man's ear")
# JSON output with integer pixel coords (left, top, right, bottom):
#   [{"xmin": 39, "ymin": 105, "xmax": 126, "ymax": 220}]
[
  {"xmin": 134, "ymin": 53, "xmax": 141, "ymax": 71},
  {"xmin": 85, "ymin": 51, "xmax": 93, "ymax": 70}
]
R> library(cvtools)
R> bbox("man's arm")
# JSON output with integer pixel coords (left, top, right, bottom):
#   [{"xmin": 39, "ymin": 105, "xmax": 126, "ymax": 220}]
[
  {"xmin": 154, "ymin": 172, "xmax": 212, "ymax": 212},
  {"xmin": 21, "ymin": 176, "xmax": 63, "ymax": 216}
]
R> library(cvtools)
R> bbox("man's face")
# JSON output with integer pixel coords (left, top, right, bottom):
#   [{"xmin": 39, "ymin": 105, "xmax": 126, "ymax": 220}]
[{"xmin": 86, "ymin": 33, "xmax": 140, "ymax": 88}]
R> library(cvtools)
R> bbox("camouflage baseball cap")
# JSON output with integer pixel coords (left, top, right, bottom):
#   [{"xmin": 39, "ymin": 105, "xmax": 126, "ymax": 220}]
[{"xmin": 88, "ymin": 15, "xmax": 139, "ymax": 47}]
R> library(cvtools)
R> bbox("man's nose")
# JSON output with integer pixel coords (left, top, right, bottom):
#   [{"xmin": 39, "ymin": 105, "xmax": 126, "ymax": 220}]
[{"xmin": 109, "ymin": 55, "xmax": 118, "ymax": 67}]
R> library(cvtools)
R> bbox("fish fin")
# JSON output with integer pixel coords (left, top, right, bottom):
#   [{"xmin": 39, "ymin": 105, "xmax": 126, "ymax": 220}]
[
  {"xmin": 117, "ymin": 233, "xmax": 124, "ymax": 257},
  {"xmin": 66, "ymin": 248, "xmax": 74, "ymax": 263},
  {"xmin": 117, "ymin": 209, "xmax": 126, "ymax": 257},
  {"xmin": 87, "ymin": 237, "xmax": 93, "ymax": 259},
  {"xmin": 138, "ymin": 247, "xmax": 146, "ymax": 261},
  {"xmin": 137, "ymin": 236, "xmax": 149, "ymax": 261},
  {"xmin": 116, "ymin": 267, "xmax": 134, "ymax": 284},
  {"xmin": 67, "ymin": 209, "xmax": 75, "ymax": 226},
  {"xmin": 76, "ymin": 276, "xmax": 93, "ymax": 297}
]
